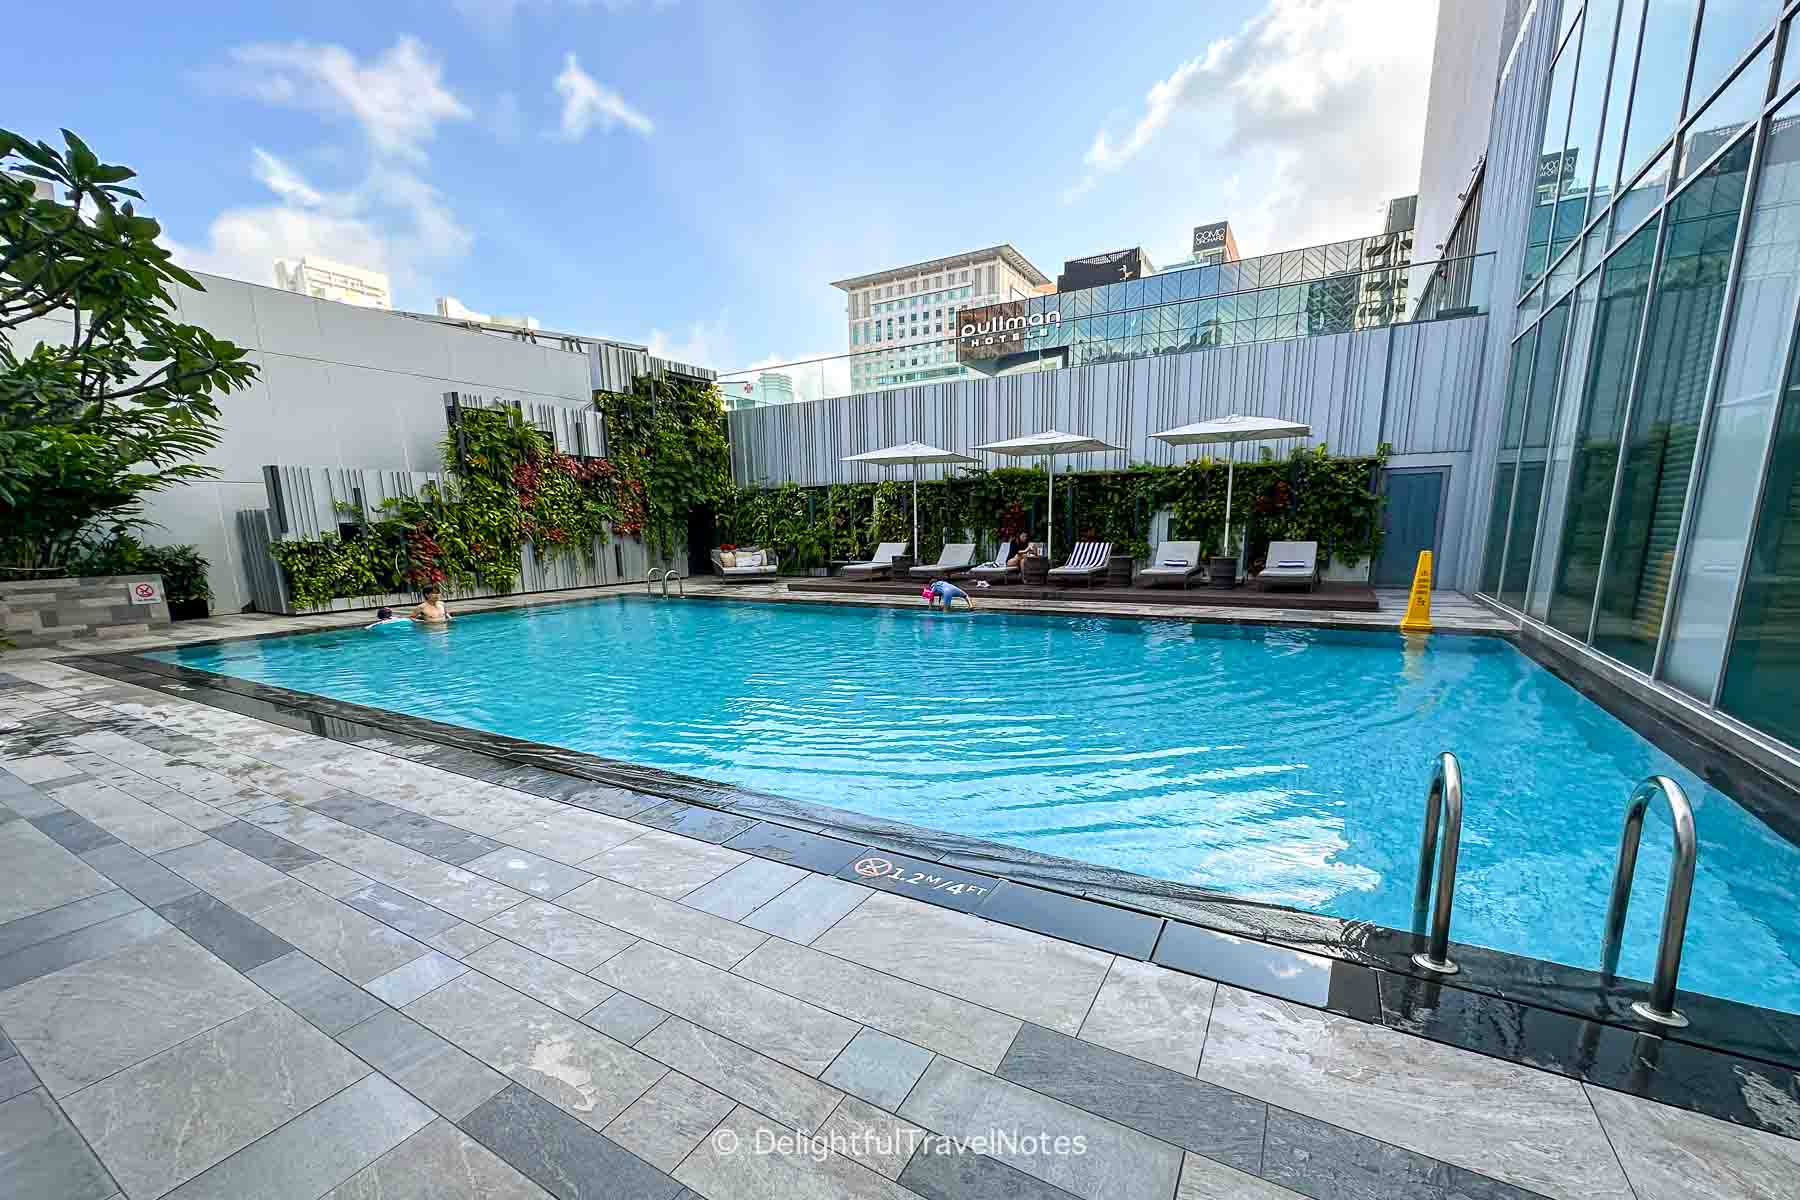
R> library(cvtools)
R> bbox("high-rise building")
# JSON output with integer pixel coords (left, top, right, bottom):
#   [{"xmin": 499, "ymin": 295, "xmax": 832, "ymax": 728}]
[
  {"xmin": 1452, "ymin": 0, "xmax": 1800, "ymax": 758},
  {"xmin": 437, "ymin": 295, "xmax": 541, "ymax": 331},
  {"xmin": 831, "ymin": 246, "xmax": 1050, "ymax": 392},
  {"xmin": 272, "ymin": 256, "xmax": 392, "ymax": 310}
]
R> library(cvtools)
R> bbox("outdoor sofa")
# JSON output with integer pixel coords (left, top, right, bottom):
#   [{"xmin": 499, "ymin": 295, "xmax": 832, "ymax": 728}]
[{"xmin": 710, "ymin": 547, "xmax": 779, "ymax": 581}]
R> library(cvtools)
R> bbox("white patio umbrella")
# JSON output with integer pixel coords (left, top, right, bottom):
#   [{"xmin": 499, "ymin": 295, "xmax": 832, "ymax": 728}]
[
  {"xmin": 1150, "ymin": 414, "xmax": 1312, "ymax": 550},
  {"xmin": 840, "ymin": 441, "xmax": 978, "ymax": 559},
  {"xmin": 972, "ymin": 430, "xmax": 1126, "ymax": 562}
]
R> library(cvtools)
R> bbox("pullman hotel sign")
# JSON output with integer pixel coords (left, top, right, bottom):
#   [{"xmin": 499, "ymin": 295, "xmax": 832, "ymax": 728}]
[{"xmin": 956, "ymin": 300, "xmax": 1061, "ymax": 363}]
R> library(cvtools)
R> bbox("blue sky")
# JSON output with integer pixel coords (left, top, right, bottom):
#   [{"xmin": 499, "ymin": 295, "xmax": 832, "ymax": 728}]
[{"xmin": 7, "ymin": 0, "xmax": 1435, "ymax": 378}]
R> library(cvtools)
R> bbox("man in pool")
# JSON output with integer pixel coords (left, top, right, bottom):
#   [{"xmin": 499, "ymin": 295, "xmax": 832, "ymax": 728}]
[
  {"xmin": 411, "ymin": 587, "xmax": 452, "ymax": 624},
  {"xmin": 922, "ymin": 579, "xmax": 972, "ymax": 610}
]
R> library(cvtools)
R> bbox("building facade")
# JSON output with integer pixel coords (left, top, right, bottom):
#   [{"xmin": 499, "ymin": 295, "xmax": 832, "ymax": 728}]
[
  {"xmin": 954, "ymin": 225, "xmax": 1427, "ymax": 378},
  {"xmin": 272, "ymin": 255, "xmax": 393, "ymax": 310},
  {"xmin": 831, "ymin": 246, "xmax": 1051, "ymax": 392},
  {"xmin": 1470, "ymin": 0, "xmax": 1800, "ymax": 760},
  {"xmin": 437, "ymin": 294, "xmax": 541, "ymax": 331}
]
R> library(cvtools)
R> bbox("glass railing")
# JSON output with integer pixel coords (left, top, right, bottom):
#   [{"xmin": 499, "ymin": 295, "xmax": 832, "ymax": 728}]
[{"xmin": 718, "ymin": 252, "xmax": 1493, "ymax": 409}]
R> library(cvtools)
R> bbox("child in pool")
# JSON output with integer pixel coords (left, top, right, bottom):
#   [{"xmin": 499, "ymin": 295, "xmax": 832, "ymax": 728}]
[
  {"xmin": 922, "ymin": 579, "xmax": 972, "ymax": 610},
  {"xmin": 365, "ymin": 607, "xmax": 410, "ymax": 629}
]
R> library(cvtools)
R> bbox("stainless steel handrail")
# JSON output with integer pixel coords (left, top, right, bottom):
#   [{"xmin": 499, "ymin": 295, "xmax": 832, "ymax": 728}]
[
  {"xmin": 644, "ymin": 568, "xmax": 664, "ymax": 594},
  {"xmin": 1410, "ymin": 752, "xmax": 1463, "ymax": 975},
  {"xmin": 644, "ymin": 568, "xmax": 684, "ymax": 597},
  {"xmin": 1600, "ymin": 776, "xmax": 1697, "ymax": 1028}
]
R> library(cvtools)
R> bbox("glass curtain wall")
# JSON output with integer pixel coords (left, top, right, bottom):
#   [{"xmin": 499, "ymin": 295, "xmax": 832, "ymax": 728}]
[
  {"xmin": 1481, "ymin": 331, "xmax": 1540, "ymax": 596},
  {"xmin": 1666, "ymin": 95, "xmax": 1800, "ymax": 696},
  {"xmin": 1591, "ymin": 134, "xmax": 1752, "ymax": 671},
  {"xmin": 1486, "ymin": 0, "xmax": 1800, "ymax": 754},
  {"xmin": 1503, "ymin": 299, "xmax": 1572, "ymax": 608},
  {"xmin": 1544, "ymin": 219, "xmax": 1658, "ymax": 640}
]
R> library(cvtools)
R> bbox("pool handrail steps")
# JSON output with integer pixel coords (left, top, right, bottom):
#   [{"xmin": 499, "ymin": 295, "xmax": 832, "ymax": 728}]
[
  {"xmin": 645, "ymin": 568, "xmax": 684, "ymax": 597},
  {"xmin": 1410, "ymin": 751, "xmax": 1463, "ymax": 975},
  {"xmin": 1600, "ymin": 775, "xmax": 1697, "ymax": 1028}
]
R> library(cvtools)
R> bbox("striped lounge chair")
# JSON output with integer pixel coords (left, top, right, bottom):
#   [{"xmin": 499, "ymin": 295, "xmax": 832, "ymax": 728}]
[{"xmin": 1048, "ymin": 541, "xmax": 1112, "ymax": 587}]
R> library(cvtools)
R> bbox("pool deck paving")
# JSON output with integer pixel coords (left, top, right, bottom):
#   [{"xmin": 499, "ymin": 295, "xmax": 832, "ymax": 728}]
[{"xmin": 1, "ymin": 642, "xmax": 1797, "ymax": 1200}]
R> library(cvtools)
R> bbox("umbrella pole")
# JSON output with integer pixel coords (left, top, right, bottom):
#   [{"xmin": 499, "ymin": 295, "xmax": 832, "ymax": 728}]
[
  {"xmin": 1223, "ymin": 453, "xmax": 1236, "ymax": 555},
  {"xmin": 1047, "ymin": 454, "xmax": 1056, "ymax": 564},
  {"xmin": 912, "ymin": 472, "xmax": 919, "ymax": 562}
]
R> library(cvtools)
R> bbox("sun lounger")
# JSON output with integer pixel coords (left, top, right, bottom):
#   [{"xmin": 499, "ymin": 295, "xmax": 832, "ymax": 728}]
[
  {"xmin": 1048, "ymin": 541, "xmax": 1112, "ymax": 587},
  {"xmin": 908, "ymin": 543, "xmax": 977, "ymax": 578},
  {"xmin": 1256, "ymin": 540, "xmax": 1320, "ymax": 592},
  {"xmin": 1136, "ymin": 540, "xmax": 1203, "ymax": 589},
  {"xmin": 968, "ymin": 541, "xmax": 1040, "ymax": 583},
  {"xmin": 838, "ymin": 542, "xmax": 908, "ymax": 579},
  {"xmin": 710, "ymin": 547, "xmax": 779, "ymax": 581}
]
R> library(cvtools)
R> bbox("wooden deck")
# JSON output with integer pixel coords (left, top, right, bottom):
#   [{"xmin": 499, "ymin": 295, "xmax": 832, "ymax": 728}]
[{"xmin": 781, "ymin": 576, "xmax": 1380, "ymax": 611}]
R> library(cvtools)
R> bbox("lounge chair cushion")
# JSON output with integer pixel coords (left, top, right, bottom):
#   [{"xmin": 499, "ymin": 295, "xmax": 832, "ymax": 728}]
[{"xmin": 721, "ymin": 564, "xmax": 770, "ymax": 575}]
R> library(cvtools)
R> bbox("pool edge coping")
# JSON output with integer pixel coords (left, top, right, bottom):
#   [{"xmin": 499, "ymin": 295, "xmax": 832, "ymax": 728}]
[{"xmin": 49, "ymin": 645, "xmax": 1800, "ymax": 1147}]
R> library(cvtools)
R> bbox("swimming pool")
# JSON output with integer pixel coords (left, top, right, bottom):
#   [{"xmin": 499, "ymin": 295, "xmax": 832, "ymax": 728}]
[{"xmin": 155, "ymin": 597, "xmax": 1800, "ymax": 1014}]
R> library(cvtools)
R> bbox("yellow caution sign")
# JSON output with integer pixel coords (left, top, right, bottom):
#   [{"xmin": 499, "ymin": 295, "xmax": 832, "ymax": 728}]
[{"xmin": 1399, "ymin": 551, "xmax": 1433, "ymax": 632}]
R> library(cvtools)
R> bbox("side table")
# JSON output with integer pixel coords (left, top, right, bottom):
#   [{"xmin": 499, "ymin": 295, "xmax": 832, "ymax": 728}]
[{"xmin": 1106, "ymin": 554, "xmax": 1134, "ymax": 588}]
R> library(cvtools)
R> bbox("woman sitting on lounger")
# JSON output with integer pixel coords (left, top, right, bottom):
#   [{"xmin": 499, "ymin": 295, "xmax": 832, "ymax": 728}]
[{"xmin": 1004, "ymin": 530, "xmax": 1034, "ymax": 569}]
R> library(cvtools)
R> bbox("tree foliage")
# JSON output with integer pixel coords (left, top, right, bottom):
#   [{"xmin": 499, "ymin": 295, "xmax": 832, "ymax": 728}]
[{"xmin": 0, "ymin": 128, "xmax": 257, "ymax": 567}]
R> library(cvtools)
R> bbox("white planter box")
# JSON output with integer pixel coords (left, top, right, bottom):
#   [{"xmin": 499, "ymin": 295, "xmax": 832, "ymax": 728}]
[{"xmin": 1322, "ymin": 558, "xmax": 1371, "ymax": 584}]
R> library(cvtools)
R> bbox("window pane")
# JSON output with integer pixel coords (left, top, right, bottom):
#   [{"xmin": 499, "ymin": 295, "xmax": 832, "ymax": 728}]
[
  {"xmin": 1546, "ymin": 219, "xmax": 1661, "ymax": 638},
  {"xmin": 1481, "ymin": 331, "xmax": 1540, "ymax": 595},
  {"xmin": 1562, "ymin": 0, "xmax": 1625, "ymax": 244},
  {"xmin": 1531, "ymin": 275, "xmax": 1604, "ymax": 618},
  {"xmin": 1592, "ymin": 135, "xmax": 1751, "ymax": 671},
  {"xmin": 1719, "ymin": 335, "xmax": 1800, "ymax": 740},
  {"xmin": 1676, "ymin": 40, "xmax": 1772, "ymax": 182},
  {"xmin": 1689, "ymin": 1, "xmax": 1779, "ymax": 111},
  {"xmin": 1665, "ymin": 101, "xmax": 1800, "ymax": 695},
  {"xmin": 1618, "ymin": 0, "xmax": 1700, "ymax": 186},
  {"xmin": 1505, "ymin": 300, "xmax": 1574, "ymax": 607},
  {"xmin": 1525, "ymin": 43, "xmax": 1582, "ymax": 292},
  {"xmin": 1611, "ymin": 144, "xmax": 1672, "ymax": 245},
  {"xmin": 1592, "ymin": 0, "xmax": 1647, "ymax": 202}
]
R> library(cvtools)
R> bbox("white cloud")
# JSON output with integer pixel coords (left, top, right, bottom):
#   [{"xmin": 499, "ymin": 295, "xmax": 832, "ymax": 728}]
[
  {"xmin": 453, "ymin": 0, "xmax": 677, "ymax": 37},
  {"xmin": 169, "ymin": 149, "xmax": 469, "ymax": 297},
  {"xmin": 553, "ymin": 53, "xmax": 653, "ymax": 140},
  {"xmin": 1064, "ymin": 0, "xmax": 1435, "ymax": 249},
  {"xmin": 646, "ymin": 315, "xmax": 726, "ymax": 366},
  {"xmin": 227, "ymin": 36, "xmax": 470, "ymax": 161}
]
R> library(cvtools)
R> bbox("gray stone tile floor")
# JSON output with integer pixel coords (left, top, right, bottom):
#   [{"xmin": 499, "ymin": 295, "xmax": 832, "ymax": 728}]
[{"xmin": 0, "ymin": 652, "xmax": 1794, "ymax": 1199}]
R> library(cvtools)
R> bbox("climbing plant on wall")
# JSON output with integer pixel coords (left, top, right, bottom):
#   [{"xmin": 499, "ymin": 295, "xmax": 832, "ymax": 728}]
[
  {"xmin": 718, "ymin": 445, "xmax": 1389, "ymax": 575},
  {"xmin": 268, "ymin": 406, "xmax": 643, "ymax": 608},
  {"xmin": 596, "ymin": 374, "xmax": 731, "ymax": 558}
]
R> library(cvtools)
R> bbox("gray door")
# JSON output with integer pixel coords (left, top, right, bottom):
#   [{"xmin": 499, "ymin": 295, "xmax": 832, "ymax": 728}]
[{"xmin": 1374, "ymin": 469, "xmax": 1446, "ymax": 587}]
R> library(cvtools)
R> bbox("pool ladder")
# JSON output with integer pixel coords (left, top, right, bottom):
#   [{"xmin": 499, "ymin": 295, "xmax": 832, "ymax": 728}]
[
  {"xmin": 644, "ymin": 568, "xmax": 684, "ymax": 597},
  {"xmin": 1409, "ymin": 754, "xmax": 1696, "ymax": 1027}
]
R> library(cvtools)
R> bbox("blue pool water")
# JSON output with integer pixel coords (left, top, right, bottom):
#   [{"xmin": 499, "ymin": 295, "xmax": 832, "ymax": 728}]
[{"xmin": 156, "ymin": 597, "xmax": 1800, "ymax": 1014}]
